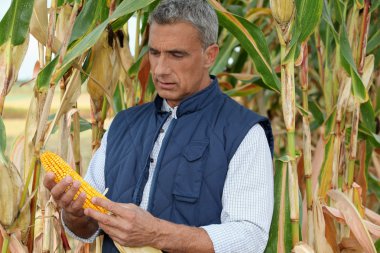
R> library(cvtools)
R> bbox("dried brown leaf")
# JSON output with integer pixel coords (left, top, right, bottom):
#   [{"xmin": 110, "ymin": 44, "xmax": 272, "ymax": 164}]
[
  {"xmin": 10, "ymin": 135, "xmax": 25, "ymax": 177},
  {"xmin": 43, "ymin": 69, "xmax": 81, "ymax": 146},
  {"xmin": 0, "ymin": 36, "xmax": 29, "ymax": 99},
  {"xmin": 365, "ymin": 208, "xmax": 380, "ymax": 226},
  {"xmin": 30, "ymin": 0, "xmax": 61, "ymax": 53},
  {"xmin": 313, "ymin": 200, "xmax": 334, "ymax": 253},
  {"xmin": 23, "ymin": 93, "xmax": 39, "ymax": 181},
  {"xmin": 87, "ymin": 31, "xmax": 121, "ymax": 113},
  {"xmin": 328, "ymin": 190, "xmax": 376, "ymax": 253},
  {"xmin": 362, "ymin": 55, "xmax": 374, "ymax": 90},
  {"xmin": 292, "ymin": 242, "xmax": 315, "ymax": 253},
  {"xmin": 339, "ymin": 234, "xmax": 364, "ymax": 253},
  {"xmin": 311, "ymin": 135, "xmax": 324, "ymax": 191}
]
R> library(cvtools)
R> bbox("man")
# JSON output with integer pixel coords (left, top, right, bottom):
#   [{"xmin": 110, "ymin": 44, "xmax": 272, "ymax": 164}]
[{"xmin": 43, "ymin": 0, "xmax": 274, "ymax": 252}]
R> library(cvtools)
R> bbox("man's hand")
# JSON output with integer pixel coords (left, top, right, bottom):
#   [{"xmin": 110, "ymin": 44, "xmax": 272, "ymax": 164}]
[
  {"xmin": 86, "ymin": 198, "xmax": 215, "ymax": 253},
  {"xmin": 43, "ymin": 172, "xmax": 87, "ymax": 216},
  {"xmin": 43, "ymin": 172, "xmax": 99, "ymax": 238},
  {"xmin": 84, "ymin": 198, "xmax": 161, "ymax": 247}
]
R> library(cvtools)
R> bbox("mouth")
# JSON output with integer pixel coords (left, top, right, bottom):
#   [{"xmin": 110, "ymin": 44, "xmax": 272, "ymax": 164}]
[{"xmin": 156, "ymin": 80, "xmax": 176, "ymax": 89}]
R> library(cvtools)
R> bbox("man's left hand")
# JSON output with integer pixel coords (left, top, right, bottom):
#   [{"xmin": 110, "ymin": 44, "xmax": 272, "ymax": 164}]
[{"xmin": 84, "ymin": 198, "xmax": 161, "ymax": 247}]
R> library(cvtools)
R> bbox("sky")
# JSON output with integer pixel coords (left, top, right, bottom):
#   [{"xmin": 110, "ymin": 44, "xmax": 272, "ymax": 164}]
[{"xmin": 0, "ymin": 0, "xmax": 136, "ymax": 81}]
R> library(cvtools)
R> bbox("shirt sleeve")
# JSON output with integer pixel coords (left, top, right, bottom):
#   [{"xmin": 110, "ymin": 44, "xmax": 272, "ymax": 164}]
[
  {"xmin": 61, "ymin": 131, "xmax": 108, "ymax": 242},
  {"xmin": 202, "ymin": 124, "xmax": 274, "ymax": 253}
]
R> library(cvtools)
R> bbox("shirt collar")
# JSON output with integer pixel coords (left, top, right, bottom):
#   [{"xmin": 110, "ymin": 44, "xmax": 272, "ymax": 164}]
[
  {"xmin": 162, "ymin": 99, "xmax": 178, "ymax": 119},
  {"xmin": 154, "ymin": 75, "xmax": 221, "ymax": 118}
]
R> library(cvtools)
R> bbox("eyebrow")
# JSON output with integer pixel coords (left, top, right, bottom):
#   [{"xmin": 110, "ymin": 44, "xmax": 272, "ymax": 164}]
[{"xmin": 149, "ymin": 47, "xmax": 190, "ymax": 56}]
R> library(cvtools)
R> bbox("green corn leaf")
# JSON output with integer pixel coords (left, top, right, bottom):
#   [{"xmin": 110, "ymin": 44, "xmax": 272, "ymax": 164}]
[
  {"xmin": 339, "ymin": 26, "xmax": 368, "ymax": 103},
  {"xmin": 368, "ymin": 174, "xmax": 380, "ymax": 201},
  {"xmin": 211, "ymin": 35, "xmax": 239, "ymax": 75},
  {"xmin": 322, "ymin": 0, "xmax": 339, "ymax": 41},
  {"xmin": 110, "ymin": 13, "xmax": 134, "ymax": 31},
  {"xmin": 356, "ymin": 0, "xmax": 364, "ymax": 8},
  {"xmin": 224, "ymin": 84, "xmax": 262, "ymax": 97},
  {"xmin": 295, "ymin": 0, "xmax": 323, "ymax": 42},
  {"xmin": 128, "ymin": 46, "xmax": 149, "ymax": 78},
  {"xmin": 370, "ymin": 0, "xmax": 380, "ymax": 13},
  {"xmin": 209, "ymin": 1, "xmax": 280, "ymax": 92},
  {"xmin": 113, "ymin": 83, "xmax": 125, "ymax": 113},
  {"xmin": 360, "ymin": 100, "xmax": 376, "ymax": 132},
  {"xmin": 264, "ymin": 160, "xmax": 292, "ymax": 253},
  {"xmin": 60, "ymin": 0, "xmax": 157, "ymax": 73},
  {"xmin": 318, "ymin": 136, "xmax": 334, "ymax": 198},
  {"xmin": 36, "ymin": 0, "xmax": 156, "ymax": 91},
  {"xmin": 48, "ymin": 114, "xmax": 92, "ymax": 134},
  {"xmin": 36, "ymin": 57, "xmax": 58, "ymax": 92},
  {"xmin": 70, "ymin": 0, "xmax": 108, "ymax": 43},
  {"xmin": 359, "ymin": 124, "xmax": 380, "ymax": 148},
  {"xmin": 296, "ymin": 102, "xmax": 310, "ymax": 117},
  {"xmin": 324, "ymin": 108, "xmax": 336, "ymax": 139},
  {"xmin": 367, "ymin": 30, "xmax": 380, "ymax": 54},
  {"xmin": 376, "ymin": 85, "xmax": 380, "ymax": 115},
  {"xmin": 0, "ymin": 0, "xmax": 35, "ymax": 46},
  {"xmin": 0, "ymin": 116, "xmax": 6, "ymax": 154},
  {"xmin": 333, "ymin": 0, "xmax": 346, "ymax": 25},
  {"xmin": 309, "ymin": 100, "xmax": 325, "ymax": 129},
  {"xmin": 76, "ymin": 117, "xmax": 92, "ymax": 132}
]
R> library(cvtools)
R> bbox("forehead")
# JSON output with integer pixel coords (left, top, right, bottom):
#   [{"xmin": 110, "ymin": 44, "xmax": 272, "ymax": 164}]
[{"xmin": 148, "ymin": 22, "xmax": 203, "ymax": 50}]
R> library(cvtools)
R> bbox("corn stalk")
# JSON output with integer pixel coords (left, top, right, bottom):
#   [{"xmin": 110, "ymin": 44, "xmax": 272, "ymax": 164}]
[
  {"xmin": 300, "ymin": 42, "xmax": 314, "ymax": 245},
  {"xmin": 270, "ymin": 0, "xmax": 299, "ymax": 246},
  {"xmin": 347, "ymin": 0, "xmax": 372, "ymax": 190}
]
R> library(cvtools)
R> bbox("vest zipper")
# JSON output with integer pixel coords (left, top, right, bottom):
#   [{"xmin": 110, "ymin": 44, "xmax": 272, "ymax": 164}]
[
  {"xmin": 132, "ymin": 112, "xmax": 171, "ymax": 205},
  {"xmin": 147, "ymin": 118, "xmax": 177, "ymax": 212}
]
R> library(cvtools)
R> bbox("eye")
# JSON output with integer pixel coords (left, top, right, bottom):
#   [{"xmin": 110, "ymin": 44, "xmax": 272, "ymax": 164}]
[
  {"xmin": 171, "ymin": 52, "xmax": 185, "ymax": 58},
  {"xmin": 149, "ymin": 49, "xmax": 160, "ymax": 56}
]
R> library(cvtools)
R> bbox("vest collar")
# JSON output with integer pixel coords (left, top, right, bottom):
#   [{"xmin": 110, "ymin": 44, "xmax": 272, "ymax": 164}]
[{"xmin": 154, "ymin": 76, "xmax": 221, "ymax": 118}]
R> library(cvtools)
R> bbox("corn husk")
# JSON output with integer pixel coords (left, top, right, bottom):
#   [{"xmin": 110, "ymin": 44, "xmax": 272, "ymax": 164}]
[
  {"xmin": 270, "ymin": 0, "xmax": 295, "ymax": 30},
  {"xmin": 0, "ymin": 156, "xmax": 23, "ymax": 227}
]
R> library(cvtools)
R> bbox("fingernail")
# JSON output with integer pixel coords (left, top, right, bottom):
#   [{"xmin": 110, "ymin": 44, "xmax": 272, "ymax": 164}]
[
  {"xmin": 92, "ymin": 197, "xmax": 97, "ymax": 203},
  {"xmin": 73, "ymin": 181, "xmax": 81, "ymax": 188},
  {"xmin": 65, "ymin": 176, "xmax": 72, "ymax": 183}
]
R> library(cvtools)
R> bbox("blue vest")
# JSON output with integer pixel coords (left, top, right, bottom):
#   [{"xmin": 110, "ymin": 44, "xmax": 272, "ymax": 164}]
[{"xmin": 102, "ymin": 78, "xmax": 273, "ymax": 252}]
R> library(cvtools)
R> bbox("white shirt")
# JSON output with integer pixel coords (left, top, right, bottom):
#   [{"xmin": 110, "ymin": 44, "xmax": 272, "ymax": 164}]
[{"xmin": 64, "ymin": 100, "xmax": 274, "ymax": 253}]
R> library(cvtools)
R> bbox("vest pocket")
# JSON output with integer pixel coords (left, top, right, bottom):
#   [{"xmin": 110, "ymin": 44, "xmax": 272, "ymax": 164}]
[{"xmin": 173, "ymin": 140, "xmax": 209, "ymax": 203}]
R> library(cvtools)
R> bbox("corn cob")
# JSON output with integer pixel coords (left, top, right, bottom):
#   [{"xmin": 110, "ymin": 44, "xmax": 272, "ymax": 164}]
[{"xmin": 40, "ymin": 151, "xmax": 108, "ymax": 214}]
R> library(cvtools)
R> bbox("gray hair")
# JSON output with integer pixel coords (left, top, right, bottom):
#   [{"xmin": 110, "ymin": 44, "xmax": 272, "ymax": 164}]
[{"xmin": 148, "ymin": 0, "xmax": 219, "ymax": 48}]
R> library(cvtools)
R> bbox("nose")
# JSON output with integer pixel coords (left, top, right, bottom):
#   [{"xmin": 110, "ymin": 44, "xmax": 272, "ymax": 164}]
[{"xmin": 153, "ymin": 55, "xmax": 171, "ymax": 76}]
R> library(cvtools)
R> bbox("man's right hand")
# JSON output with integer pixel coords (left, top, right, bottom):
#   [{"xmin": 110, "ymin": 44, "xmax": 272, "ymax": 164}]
[
  {"xmin": 43, "ymin": 172, "xmax": 99, "ymax": 238},
  {"xmin": 43, "ymin": 172, "xmax": 87, "ymax": 216}
]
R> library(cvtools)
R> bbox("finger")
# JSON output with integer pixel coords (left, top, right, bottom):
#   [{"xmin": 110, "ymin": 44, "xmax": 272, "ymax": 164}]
[
  {"xmin": 84, "ymin": 208, "xmax": 118, "ymax": 228},
  {"xmin": 59, "ymin": 180, "xmax": 81, "ymax": 208},
  {"xmin": 109, "ymin": 234, "xmax": 129, "ymax": 247},
  {"xmin": 43, "ymin": 172, "xmax": 57, "ymax": 190},
  {"xmin": 92, "ymin": 197, "xmax": 125, "ymax": 215},
  {"xmin": 70, "ymin": 192, "xmax": 87, "ymax": 214},
  {"xmin": 50, "ymin": 176, "xmax": 73, "ymax": 200},
  {"xmin": 98, "ymin": 223, "xmax": 125, "ymax": 241}
]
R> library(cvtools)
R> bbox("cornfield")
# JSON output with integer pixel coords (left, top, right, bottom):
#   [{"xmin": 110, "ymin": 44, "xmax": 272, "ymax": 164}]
[{"xmin": 0, "ymin": 0, "xmax": 379, "ymax": 252}]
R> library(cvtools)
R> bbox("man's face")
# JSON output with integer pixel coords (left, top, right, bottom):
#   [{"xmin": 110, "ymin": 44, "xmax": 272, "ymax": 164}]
[{"xmin": 148, "ymin": 22, "xmax": 219, "ymax": 107}]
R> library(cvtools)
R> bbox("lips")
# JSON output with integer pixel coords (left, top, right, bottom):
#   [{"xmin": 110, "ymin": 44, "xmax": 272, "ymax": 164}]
[{"xmin": 157, "ymin": 80, "xmax": 176, "ymax": 89}]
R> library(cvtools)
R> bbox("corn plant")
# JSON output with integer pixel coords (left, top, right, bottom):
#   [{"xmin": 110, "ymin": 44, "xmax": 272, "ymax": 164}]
[{"xmin": 0, "ymin": 0, "xmax": 379, "ymax": 252}]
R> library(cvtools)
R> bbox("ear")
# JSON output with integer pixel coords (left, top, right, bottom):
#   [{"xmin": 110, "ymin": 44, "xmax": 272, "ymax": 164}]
[{"xmin": 204, "ymin": 44, "xmax": 219, "ymax": 68}]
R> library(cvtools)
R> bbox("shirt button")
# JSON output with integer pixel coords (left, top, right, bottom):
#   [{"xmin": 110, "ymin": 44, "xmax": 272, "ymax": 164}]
[
  {"xmin": 160, "ymin": 129, "xmax": 164, "ymax": 133},
  {"xmin": 150, "ymin": 158, "xmax": 154, "ymax": 163}
]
